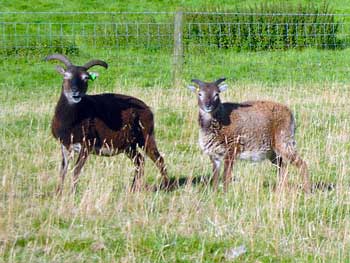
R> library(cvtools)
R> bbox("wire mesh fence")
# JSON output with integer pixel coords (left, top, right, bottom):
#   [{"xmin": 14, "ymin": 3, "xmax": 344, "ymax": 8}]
[
  {"xmin": 0, "ymin": 21, "xmax": 175, "ymax": 50},
  {"xmin": 0, "ymin": 12, "xmax": 175, "ymax": 53},
  {"xmin": 1, "ymin": 12, "xmax": 350, "ymax": 51},
  {"xmin": 1, "ymin": 11, "xmax": 350, "ymax": 86}
]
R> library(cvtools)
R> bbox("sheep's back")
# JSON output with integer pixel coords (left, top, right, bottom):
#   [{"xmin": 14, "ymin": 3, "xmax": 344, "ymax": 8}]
[{"xmin": 199, "ymin": 100, "xmax": 294, "ymax": 161}]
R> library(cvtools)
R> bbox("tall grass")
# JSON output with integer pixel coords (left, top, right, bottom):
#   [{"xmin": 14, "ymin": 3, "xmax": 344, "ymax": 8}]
[{"xmin": 1, "ymin": 80, "xmax": 350, "ymax": 262}]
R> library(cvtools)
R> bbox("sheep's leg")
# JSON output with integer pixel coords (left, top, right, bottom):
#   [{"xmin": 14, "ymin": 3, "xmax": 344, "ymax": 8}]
[
  {"xmin": 274, "ymin": 142, "xmax": 310, "ymax": 193},
  {"xmin": 128, "ymin": 149, "xmax": 145, "ymax": 192},
  {"xmin": 223, "ymin": 155, "xmax": 235, "ymax": 192},
  {"xmin": 291, "ymin": 155, "xmax": 310, "ymax": 193},
  {"xmin": 210, "ymin": 156, "xmax": 221, "ymax": 190},
  {"xmin": 71, "ymin": 147, "xmax": 89, "ymax": 194},
  {"xmin": 56, "ymin": 144, "xmax": 71, "ymax": 196},
  {"xmin": 144, "ymin": 135, "xmax": 169, "ymax": 189}
]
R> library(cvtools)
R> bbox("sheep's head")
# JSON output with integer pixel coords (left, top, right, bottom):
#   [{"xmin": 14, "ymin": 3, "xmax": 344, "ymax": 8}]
[
  {"xmin": 188, "ymin": 78, "xmax": 228, "ymax": 113},
  {"xmin": 46, "ymin": 54, "xmax": 108, "ymax": 104}
]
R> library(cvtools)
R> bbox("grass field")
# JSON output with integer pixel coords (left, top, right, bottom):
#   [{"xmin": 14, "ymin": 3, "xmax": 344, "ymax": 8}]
[
  {"xmin": 2, "ymin": 0, "xmax": 350, "ymax": 13},
  {"xmin": 1, "ymin": 73, "xmax": 350, "ymax": 261},
  {"xmin": 1, "ymin": 1, "xmax": 350, "ymax": 262}
]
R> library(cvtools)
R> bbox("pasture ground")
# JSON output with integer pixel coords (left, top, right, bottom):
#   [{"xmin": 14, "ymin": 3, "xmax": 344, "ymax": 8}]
[{"xmin": 1, "ymin": 64, "xmax": 350, "ymax": 261}]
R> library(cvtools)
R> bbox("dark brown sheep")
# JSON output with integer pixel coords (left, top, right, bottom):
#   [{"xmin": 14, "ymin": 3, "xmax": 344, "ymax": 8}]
[
  {"xmin": 46, "ymin": 54, "xmax": 168, "ymax": 194},
  {"xmin": 188, "ymin": 78, "xmax": 310, "ymax": 192}
]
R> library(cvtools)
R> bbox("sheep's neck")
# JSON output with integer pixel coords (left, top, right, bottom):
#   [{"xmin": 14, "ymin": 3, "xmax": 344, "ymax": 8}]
[
  {"xmin": 55, "ymin": 92, "xmax": 80, "ymax": 126},
  {"xmin": 198, "ymin": 105, "xmax": 223, "ymax": 132}
]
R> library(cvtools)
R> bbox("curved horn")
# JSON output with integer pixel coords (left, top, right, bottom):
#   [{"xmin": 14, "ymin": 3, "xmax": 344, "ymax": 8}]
[
  {"xmin": 215, "ymin": 78, "xmax": 226, "ymax": 85},
  {"xmin": 83, "ymin": 60, "xmax": 108, "ymax": 70},
  {"xmin": 191, "ymin": 79, "xmax": 205, "ymax": 86},
  {"xmin": 45, "ymin": 54, "xmax": 73, "ymax": 67}
]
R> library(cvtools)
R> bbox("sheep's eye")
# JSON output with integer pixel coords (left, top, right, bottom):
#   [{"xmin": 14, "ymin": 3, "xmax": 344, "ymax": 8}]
[
  {"xmin": 198, "ymin": 93, "xmax": 203, "ymax": 97},
  {"xmin": 63, "ymin": 72, "xmax": 73, "ymax": 80},
  {"xmin": 81, "ymin": 75, "xmax": 89, "ymax": 81}
]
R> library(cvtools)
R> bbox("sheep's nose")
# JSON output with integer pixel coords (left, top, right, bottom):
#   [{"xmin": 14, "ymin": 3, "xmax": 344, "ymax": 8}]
[{"xmin": 204, "ymin": 105, "xmax": 213, "ymax": 112}]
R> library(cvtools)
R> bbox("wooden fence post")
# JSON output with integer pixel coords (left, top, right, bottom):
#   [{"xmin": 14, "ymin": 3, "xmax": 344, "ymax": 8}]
[{"xmin": 173, "ymin": 11, "xmax": 184, "ymax": 87}]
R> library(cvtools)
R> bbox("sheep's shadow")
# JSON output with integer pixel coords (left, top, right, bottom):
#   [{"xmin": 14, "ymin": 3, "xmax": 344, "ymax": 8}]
[
  {"xmin": 263, "ymin": 181, "xmax": 336, "ymax": 193},
  {"xmin": 311, "ymin": 181, "xmax": 336, "ymax": 192},
  {"xmin": 152, "ymin": 175, "xmax": 337, "ymax": 193},
  {"xmin": 149, "ymin": 174, "xmax": 212, "ymax": 192}
]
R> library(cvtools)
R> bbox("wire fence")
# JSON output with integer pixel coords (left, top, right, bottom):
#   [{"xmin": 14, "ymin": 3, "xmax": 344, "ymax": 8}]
[
  {"xmin": 0, "ymin": 22, "xmax": 174, "ymax": 50},
  {"xmin": 1, "ymin": 12, "xmax": 350, "ymax": 86},
  {"xmin": 1, "ymin": 11, "xmax": 350, "ymax": 51},
  {"xmin": 0, "ymin": 12, "xmax": 174, "ymax": 52}
]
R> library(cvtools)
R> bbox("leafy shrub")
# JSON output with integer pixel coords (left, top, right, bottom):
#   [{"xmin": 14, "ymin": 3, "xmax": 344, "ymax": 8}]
[
  {"xmin": 0, "ymin": 3, "xmax": 342, "ymax": 55},
  {"xmin": 184, "ymin": 3, "xmax": 340, "ymax": 51},
  {"xmin": 0, "ymin": 39, "xmax": 79, "ymax": 56}
]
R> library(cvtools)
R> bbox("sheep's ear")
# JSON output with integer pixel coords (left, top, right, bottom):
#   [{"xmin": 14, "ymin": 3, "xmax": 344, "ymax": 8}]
[
  {"xmin": 187, "ymin": 85, "xmax": 199, "ymax": 93},
  {"xmin": 55, "ymin": 65, "xmax": 66, "ymax": 75},
  {"xmin": 218, "ymin": 84, "xmax": 228, "ymax": 92}
]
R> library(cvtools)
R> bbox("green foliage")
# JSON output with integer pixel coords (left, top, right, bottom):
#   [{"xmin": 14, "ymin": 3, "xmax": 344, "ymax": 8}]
[
  {"xmin": 0, "ymin": 13, "xmax": 174, "ymax": 54},
  {"xmin": 0, "ymin": 39, "xmax": 79, "ymax": 56},
  {"xmin": 1, "ymin": 2, "xmax": 344, "ymax": 56},
  {"xmin": 184, "ymin": 3, "xmax": 340, "ymax": 51},
  {"xmin": 136, "ymin": 233, "xmax": 234, "ymax": 262}
]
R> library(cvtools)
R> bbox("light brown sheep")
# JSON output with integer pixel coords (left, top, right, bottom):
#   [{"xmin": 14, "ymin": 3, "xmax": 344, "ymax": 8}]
[{"xmin": 188, "ymin": 78, "xmax": 310, "ymax": 192}]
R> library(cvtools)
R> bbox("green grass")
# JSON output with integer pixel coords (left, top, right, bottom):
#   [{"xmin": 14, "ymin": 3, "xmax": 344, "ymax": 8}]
[
  {"xmin": 2, "ymin": 48, "xmax": 350, "ymax": 89},
  {"xmin": 1, "ymin": 76, "xmax": 350, "ymax": 262},
  {"xmin": 2, "ymin": 0, "xmax": 350, "ymax": 13}
]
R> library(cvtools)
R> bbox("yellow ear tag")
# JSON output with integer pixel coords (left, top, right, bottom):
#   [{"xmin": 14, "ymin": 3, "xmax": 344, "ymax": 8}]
[{"xmin": 196, "ymin": 87, "xmax": 200, "ymax": 92}]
